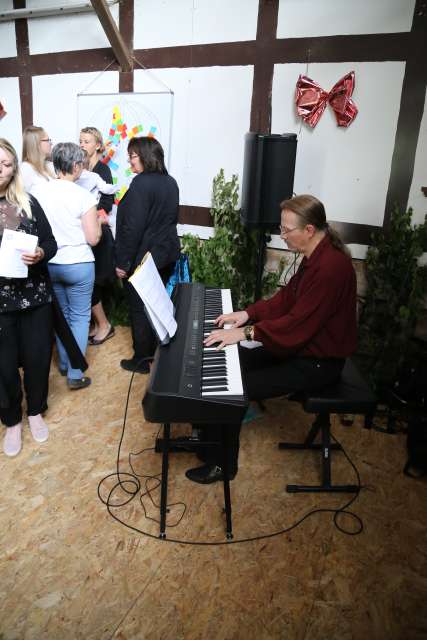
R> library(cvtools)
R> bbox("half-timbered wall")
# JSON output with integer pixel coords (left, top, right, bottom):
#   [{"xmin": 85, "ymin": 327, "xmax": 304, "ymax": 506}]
[{"xmin": 0, "ymin": 0, "xmax": 426, "ymax": 256}]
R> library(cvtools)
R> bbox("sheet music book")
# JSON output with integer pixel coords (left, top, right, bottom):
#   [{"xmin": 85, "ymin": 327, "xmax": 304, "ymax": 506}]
[{"xmin": 128, "ymin": 252, "xmax": 177, "ymax": 344}]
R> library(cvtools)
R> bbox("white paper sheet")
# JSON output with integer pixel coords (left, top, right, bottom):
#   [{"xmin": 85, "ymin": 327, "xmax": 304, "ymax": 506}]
[
  {"xmin": 0, "ymin": 229, "xmax": 38, "ymax": 278},
  {"xmin": 128, "ymin": 252, "xmax": 177, "ymax": 343}
]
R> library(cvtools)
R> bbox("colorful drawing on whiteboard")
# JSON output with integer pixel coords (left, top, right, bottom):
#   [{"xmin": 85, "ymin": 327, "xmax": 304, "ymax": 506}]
[{"xmin": 100, "ymin": 105, "xmax": 158, "ymax": 204}]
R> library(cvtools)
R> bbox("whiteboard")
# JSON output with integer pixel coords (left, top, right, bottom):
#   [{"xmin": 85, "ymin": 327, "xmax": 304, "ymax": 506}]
[{"xmin": 77, "ymin": 92, "xmax": 173, "ymax": 204}]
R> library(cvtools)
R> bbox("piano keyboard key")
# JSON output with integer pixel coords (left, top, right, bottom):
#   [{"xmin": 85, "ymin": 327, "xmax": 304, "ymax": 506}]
[{"xmin": 201, "ymin": 289, "xmax": 244, "ymax": 397}]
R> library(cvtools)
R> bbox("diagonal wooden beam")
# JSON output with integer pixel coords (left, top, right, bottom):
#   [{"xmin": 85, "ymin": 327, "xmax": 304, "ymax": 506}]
[{"xmin": 90, "ymin": 0, "xmax": 132, "ymax": 72}]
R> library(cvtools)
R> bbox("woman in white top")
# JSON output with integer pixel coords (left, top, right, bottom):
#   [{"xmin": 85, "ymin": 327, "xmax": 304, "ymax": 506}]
[
  {"xmin": 32, "ymin": 143, "xmax": 101, "ymax": 390},
  {"xmin": 21, "ymin": 126, "xmax": 55, "ymax": 194}
]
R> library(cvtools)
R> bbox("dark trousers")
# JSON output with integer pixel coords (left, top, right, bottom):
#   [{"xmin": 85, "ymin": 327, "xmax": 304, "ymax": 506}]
[
  {"xmin": 197, "ymin": 346, "xmax": 345, "ymax": 472},
  {"xmin": 125, "ymin": 263, "xmax": 175, "ymax": 360},
  {"xmin": 0, "ymin": 304, "xmax": 53, "ymax": 427}
]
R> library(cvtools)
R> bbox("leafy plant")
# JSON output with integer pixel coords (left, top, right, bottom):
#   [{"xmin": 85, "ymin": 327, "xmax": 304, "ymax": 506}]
[
  {"xmin": 357, "ymin": 206, "xmax": 427, "ymax": 392},
  {"xmin": 104, "ymin": 278, "xmax": 130, "ymax": 326},
  {"xmin": 182, "ymin": 169, "xmax": 286, "ymax": 309}
]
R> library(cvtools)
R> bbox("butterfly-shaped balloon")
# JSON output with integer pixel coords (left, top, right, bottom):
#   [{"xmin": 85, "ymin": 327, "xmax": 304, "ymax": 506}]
[{"xmin": 295, "ymin": 71, "xmax": 358, "ymax": 128}]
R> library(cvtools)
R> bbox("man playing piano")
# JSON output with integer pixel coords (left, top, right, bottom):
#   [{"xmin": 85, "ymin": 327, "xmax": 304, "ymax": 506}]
[{"xmin": 186, "ymin": 194, "xmax": 357, "ymax": 484}]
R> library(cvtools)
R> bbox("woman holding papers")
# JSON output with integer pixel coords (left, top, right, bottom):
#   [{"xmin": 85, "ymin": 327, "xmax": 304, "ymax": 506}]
[
  {"xmin": 32, "ymin": 143, "xmax": 101, "ymax": 391},
  {"xmin": 115, "ymin": 137, "xmax": 180, "ymax": 373},
  {"xmin": 0, "ymin": 138, "xmax": 57, "ymax": 457}
]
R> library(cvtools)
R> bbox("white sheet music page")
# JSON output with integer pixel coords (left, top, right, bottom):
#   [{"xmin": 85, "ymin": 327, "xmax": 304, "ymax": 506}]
[
  {"xmin": 0, "ymin": 229, "xmax": 38, "ymax": 278},
  {"xmin": 128, "ymin": 252, "xmax": 177, "ymax": 342}
]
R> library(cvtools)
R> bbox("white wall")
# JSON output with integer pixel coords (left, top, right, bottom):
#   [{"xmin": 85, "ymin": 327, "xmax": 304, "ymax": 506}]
[
  {"xmin": 32, "ymin": 71, "xmax": 119, "ymax": 144},
  {"xmin": 134, "ymin": 66, "xmax": 253, "ymax": 206},
  {"xmin": 0, "ymin": 78, "xmax": 22, "ymax": 154},
  {"xmin": 271, "ymin": 61, "xmax": 405, "ymax": 226},
  {"xmin": 0, "ymin": 0, "xmax": 17, "ymax": 58},
  {"xmin": 26, "ymin": 0, "xmax": 120, "ymax": 54},
  {"xmin": 277, "ymin": 0, "xmax": 416, "ymax": 37},
  {"xmin": 135, "ymin": 0, "xmax": 259, "ymax": 48}
]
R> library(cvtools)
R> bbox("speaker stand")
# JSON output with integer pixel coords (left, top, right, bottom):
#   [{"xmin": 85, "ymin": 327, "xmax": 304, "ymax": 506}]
[{"xmin": 254, "ymin": 228, "xmax": 268, "ymax": 302}]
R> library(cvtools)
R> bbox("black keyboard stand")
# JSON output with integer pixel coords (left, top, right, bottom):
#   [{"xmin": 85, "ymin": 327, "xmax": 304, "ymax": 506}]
[
  {"xmin": 159, "ymin": 423, "xmax": 171, "ymax": 538},
  {"xmin": 157, "ymin": 423, "xmax": 234, "ymax": 539},
  {"xmin": 220, "ymin": 425, "xmax": 233, "ymax": 539}
]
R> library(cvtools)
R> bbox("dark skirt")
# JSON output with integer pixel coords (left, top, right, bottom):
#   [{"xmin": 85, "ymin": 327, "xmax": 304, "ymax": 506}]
[{"xmin": 93, "ymin": 225, "xmax": 115, "ymax": 286}]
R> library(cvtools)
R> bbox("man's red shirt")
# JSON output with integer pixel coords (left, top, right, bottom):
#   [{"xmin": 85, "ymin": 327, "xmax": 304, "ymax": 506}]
[{"xmin": 245, "ymin": 235, "xmax": 357, "ymax": 359}]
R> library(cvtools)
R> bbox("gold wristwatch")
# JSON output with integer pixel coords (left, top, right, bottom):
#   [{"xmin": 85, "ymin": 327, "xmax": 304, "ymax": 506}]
[{"xmin": 244, "ymin": 325, "xmax": 254, "ymax": 341}]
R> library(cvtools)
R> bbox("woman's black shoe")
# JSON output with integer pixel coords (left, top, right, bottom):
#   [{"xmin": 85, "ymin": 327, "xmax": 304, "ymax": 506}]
[
  {"xmin": 67, "ymin": 376, "xmax": 91, "ymax": 390},
  {"xmin": 120, "ymin": 358, "xmax": 150, "ymax": 374},
  {"xmin": 185, "ymin": 464, "xmax": 237, "ymax": 484}
]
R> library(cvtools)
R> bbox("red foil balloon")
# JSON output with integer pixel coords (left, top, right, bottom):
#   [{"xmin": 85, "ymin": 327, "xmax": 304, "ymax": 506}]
[{"xmin": 295, "ymin": 71, "xmax": 358, "ymax": 128}]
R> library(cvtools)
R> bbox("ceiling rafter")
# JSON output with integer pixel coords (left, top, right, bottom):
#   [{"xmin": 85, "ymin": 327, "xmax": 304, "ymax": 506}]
[
  {"xmin": 90, "ymin": 0, "xmax": 132, "ymax": 72},
  {"xmin": 0, "ymin": 1, "xmax": 117, "ymax": 22}
]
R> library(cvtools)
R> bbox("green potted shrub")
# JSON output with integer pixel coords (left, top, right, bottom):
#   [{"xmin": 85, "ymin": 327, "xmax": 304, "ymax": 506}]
[
  {"xmin": 357, "ymin": 206, "xmax": 427, "ymax": 398},
  {"xmin": 182, "ymin": 169, "xmax": 286, "ymax": 308}
]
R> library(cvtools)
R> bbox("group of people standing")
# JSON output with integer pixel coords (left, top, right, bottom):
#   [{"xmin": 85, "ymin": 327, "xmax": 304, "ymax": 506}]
[
  {"xmin": 1, "ymin": 122, "xmax": 357, "ymax": 490},
  {"xmin": 0, "ymin": 126, "xmax": 180, "ymax": 458}
]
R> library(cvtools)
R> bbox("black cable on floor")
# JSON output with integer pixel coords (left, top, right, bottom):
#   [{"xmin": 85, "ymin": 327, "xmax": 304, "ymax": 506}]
[
  {"xmin": 98, "ymin": 360, "xmax": 366, "ymax": 545},
  {"xmin": 97, "ymin": 358, "xmax": 187, "ymax": 528}
]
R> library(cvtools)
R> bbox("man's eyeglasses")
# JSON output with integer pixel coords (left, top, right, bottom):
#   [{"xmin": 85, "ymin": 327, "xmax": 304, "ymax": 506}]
[{"xmin": 279, "ymin": 225, "xmax": 300, "ymax": 236}]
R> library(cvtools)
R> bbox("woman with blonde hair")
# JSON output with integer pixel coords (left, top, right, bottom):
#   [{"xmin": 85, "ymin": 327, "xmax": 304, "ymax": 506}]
[
  {"xmin": 79, "ymin": 126, "xmax": 115, "ymax": 345},
  {"xmin": 0, "ymin": 138, "xmax": 57, "ymax": 457},
  {"xmin": 21, "ymin": 125, "xmax": 55, "ymax": 194}
]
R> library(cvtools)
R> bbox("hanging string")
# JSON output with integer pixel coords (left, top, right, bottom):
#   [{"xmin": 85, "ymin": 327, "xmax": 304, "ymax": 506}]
[
  {"xmin": 76, "ymin": 55, "xmax": 174, "ymax": 96},
  {"xmin": 132, "ymin": 55, "xmax": 173, "ymax": 94},
  {"xmin": 77, "ymin": 58, "xmax": 116, "ymax": 95}
]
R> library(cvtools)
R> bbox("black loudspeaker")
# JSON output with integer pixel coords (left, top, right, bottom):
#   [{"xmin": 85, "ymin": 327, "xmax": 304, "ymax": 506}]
[{"xmin": 241, "ymin": 132, "xmax": 297, "ymax": 228}]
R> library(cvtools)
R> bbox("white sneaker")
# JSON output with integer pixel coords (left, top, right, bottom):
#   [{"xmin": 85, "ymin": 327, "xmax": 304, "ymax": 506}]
[
  {"xmin": 28, "ymin": 414, "xmax": 49, "ymax": 443},
  {"xmin": 3, "ymin": 423, "xmax": 22, "ymax": 457}
]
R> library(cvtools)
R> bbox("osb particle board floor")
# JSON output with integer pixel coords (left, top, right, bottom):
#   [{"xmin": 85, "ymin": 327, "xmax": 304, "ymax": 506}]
[{"xmin": 0, "ymin": 326, "xmax": 426, "ymax": 640}]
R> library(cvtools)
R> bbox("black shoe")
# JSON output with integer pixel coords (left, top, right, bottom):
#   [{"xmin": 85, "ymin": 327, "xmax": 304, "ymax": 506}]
[
  {"xmin": 185, "ymin": 464, "xmax": 237, "ymax": 484},
  {"xmin": 89, "ymin": 325, "xmax": 115, "ymax": 346},
  {"xmin": 67, "ymin": 376, "xmax": 91, "ymax": 390},
  {"xmin": 120, "ymin": 358, "xmax": 150, "ymax": 374}
]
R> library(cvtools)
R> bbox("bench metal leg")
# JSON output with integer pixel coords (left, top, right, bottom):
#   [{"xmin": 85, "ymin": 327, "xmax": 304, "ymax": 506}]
[{"xmin": 279, "ymin": 413, "xmax": 359, "ymax": 493}]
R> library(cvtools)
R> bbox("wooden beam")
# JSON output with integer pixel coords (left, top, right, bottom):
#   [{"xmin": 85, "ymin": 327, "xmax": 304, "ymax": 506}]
[
  {"xmin": 13, "ymin": 0, "xmax": 32, "ymax": 129},
  {"xmin": 90, "ymin": 0, "xmax": 132, "ymax": 72},
  {"xmin": 250, "ymin": 0, "xmax": 279, "ymax": 133},
  {"xmin": 119, "ymin": 0, "xmax": 134, "ymax": 92},
  {"xmin": 383, "ymin": 0, "xmax": 427, "ymax": 226}
]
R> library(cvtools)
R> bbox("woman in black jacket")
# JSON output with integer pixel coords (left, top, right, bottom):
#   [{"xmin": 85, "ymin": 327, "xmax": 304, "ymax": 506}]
[
  {"xmin": 0, "ymin": 138, "xmax": 57, "ymax": 457},
  {"xmin": 115, "ymin": 137, "xmax": 180, "ymax": 373}
]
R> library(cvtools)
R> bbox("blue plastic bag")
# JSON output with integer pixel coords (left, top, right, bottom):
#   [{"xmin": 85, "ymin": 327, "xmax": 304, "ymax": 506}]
[{"xmin": 165, "ymin": 253, "xmax": 192, "ymax": 297}]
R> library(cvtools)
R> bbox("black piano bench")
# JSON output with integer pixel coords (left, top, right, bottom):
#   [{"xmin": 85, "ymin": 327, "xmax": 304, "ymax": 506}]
[{"xmin": 279, "ymin": 358, "xmax": 376, "ymax": 494}]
